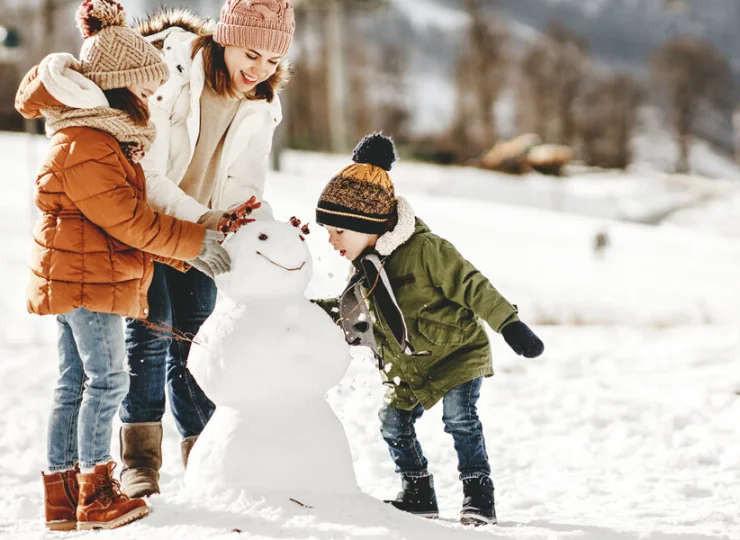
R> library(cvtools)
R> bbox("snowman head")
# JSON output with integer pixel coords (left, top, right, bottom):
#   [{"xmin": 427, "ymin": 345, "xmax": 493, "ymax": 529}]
[{"xmin": 216, "ymin": 221, "xmax": 313, "ymax": 300}]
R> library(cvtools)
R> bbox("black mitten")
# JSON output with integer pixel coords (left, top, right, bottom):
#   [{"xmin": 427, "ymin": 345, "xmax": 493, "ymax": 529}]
[{"xmin": 501, "ymin": 321, "xmax": 544, "ymax": 358}]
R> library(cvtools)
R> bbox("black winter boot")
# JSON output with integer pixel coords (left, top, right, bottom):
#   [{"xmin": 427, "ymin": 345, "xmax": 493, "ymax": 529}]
[
  {"xmin": 459, "ymin": 475, "xmax": 496, "ymax": 526},
  {"xmin": 384, "ymin": 474, "xmax": 439, "ymax": 518}
]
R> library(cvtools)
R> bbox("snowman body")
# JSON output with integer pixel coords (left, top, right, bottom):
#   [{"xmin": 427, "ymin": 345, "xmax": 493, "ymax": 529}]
[{"xmin": 186, "ymin": 222, "xmax": 357, "ymax": 497}]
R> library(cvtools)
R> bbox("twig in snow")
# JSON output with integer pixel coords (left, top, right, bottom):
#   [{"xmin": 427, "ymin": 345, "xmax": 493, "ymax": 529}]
[{"xmin": 289, "ymin": 498, "xmax": 313, "ymax": 508}]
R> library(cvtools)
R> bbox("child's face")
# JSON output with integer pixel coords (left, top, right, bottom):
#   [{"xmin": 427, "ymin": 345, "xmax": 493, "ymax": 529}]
[
  {"xmin": 325, "ymin": 226, "xmax": 379, "ymax": 261},
  {"xmin": 127, "ymin": 80, "xmax": 162, "ymax": 105}
]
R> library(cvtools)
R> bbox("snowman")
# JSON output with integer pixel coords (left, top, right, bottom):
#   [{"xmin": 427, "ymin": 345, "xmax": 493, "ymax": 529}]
[{"xmin": 185, "ymin": 220, "xmax": 359, "ymax": 499}]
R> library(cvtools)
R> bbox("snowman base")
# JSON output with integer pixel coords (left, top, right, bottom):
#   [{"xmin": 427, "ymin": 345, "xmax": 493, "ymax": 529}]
[{"xmin": 185, "ymin": 402, "xmax": 359, "ymax": 501}]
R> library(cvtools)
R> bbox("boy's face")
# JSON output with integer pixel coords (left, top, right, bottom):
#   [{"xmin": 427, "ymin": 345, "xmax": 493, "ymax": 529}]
[{"xmin": 324, "ymin": 226, "xmax": 379, "ymax": 261}]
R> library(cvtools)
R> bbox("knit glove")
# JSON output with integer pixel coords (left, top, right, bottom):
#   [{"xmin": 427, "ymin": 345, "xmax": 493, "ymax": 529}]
[
  {"xmin": 197, "ymin": 196, "xmax": 262, "ymax": 233},
  {"xmin": 188, "ymin": 230, "xmax": 231, "ymax": 275},
  {"xmin": 188, "ymin": 256, "xmax": 215, "ymax": 279},
  {"xmin": 501, "ymin": 321, "xmax": 544, "ymax": 358}
]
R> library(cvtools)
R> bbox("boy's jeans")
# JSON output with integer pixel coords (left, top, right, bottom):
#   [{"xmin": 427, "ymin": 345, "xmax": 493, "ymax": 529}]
[
  {"xmin": 378, "ymin": 377, "xmax": 491, "ymax": 481},
  {"xmin": 119, "ymin": 263, "xmax": 217, "ymax": 438},
  {"xmin": 48, "ymin": 308, "xmax": 129, "ymax": 471}
]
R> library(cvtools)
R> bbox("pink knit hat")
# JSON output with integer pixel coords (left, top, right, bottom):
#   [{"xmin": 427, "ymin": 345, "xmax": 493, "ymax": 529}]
[{"xmin": 214, "ymin": 0, "xmax": 295, "ymax": 56}]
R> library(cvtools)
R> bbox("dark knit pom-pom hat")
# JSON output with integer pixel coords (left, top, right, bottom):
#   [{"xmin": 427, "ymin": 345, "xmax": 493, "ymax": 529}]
[
  {"xmin": 316, "ymin": 133, "xmax": 398, "ymax": 235},
  {"xmin": 76, "ymin": 0, "xmax": 169, "ymax": 90}
]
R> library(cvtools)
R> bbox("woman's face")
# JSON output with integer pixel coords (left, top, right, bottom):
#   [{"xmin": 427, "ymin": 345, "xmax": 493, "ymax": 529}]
[
  {"xmin": 324, "ymin": 226, "xmax": 379, "ymax": 261},
  {"xmin": 223, "ymin": 46, "xmax": 281, "ymax": 94},
  {"xmin": 127, "ymin": 80, "xmax": 162, "ymax": 105}
]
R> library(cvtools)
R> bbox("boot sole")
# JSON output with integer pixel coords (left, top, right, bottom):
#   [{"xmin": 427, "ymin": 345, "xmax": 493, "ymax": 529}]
[
  {"xmin": 77, "ymin": 506, "xmax": 149, "ymax": 530},
  {"xmin": 459, "ymin": 512, "xmax": 497, "ymax": 526},
  {"xmin": 384, "ymin": 501, "xmax": 439, "ymax": 519},
  {"xmin": 46, "ymin": 519, "xmax": 77, "ymax": 531}
]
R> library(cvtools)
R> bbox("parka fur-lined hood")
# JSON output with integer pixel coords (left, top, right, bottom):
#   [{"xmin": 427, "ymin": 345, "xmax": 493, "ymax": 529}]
[{"xmin": 134, "ymin": 8, "xmax": 213, "ymax": 47}]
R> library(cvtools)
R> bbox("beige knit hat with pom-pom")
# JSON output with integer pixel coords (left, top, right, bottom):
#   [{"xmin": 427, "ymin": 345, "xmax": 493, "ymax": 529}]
[{"xmin": 76, "ymin": 0, "xmax": 169, "ymax": 90}]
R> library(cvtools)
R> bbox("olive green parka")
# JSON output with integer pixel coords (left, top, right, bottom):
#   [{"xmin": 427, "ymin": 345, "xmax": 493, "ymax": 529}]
[{"xmin": 316, "ymin": 197, "xmax": 519, "ymax": 410}]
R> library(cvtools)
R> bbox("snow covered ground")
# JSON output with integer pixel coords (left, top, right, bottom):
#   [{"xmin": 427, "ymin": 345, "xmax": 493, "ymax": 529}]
[{"xmin": 1, "ymin": 132, "xmax": 739, "ymax": 539}]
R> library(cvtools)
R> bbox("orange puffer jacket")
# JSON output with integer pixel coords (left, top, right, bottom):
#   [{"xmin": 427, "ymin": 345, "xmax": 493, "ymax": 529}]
[{"xmin": 16, "ymin": 65, "xmax": 206, "ymax": 319}]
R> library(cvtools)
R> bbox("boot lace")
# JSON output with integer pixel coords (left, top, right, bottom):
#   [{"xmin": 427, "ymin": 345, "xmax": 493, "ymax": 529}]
[{"xmin": 96, "ymin": 464, "xmax": 128, "ymax": 505}]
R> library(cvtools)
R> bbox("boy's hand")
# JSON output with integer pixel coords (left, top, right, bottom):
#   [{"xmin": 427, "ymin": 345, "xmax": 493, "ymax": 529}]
[{"xmin": 501, "ymin": 321, "xmax": 544, "ymax": 358}]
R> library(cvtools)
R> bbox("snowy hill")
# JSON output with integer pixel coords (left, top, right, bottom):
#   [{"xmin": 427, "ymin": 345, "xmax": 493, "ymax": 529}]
[{"xmin": 1, "ymin": 132, "xmax": 739, "ymax": 539}]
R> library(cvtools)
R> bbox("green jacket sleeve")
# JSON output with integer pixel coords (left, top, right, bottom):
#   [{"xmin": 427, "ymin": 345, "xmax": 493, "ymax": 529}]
[
  {"xmin": 311, "ymin": 298, "xmax": 341, "ymax": 324},
  {"xmin": 420, "ymin": 236, "xmax": 519, "ymax": 333}
]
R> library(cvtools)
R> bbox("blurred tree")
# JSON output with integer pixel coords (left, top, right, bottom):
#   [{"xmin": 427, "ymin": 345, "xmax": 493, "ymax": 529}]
[
  {"xmin": 652, "ymin": 36, "xmax": 734, "ymax": 173},
  {"xmin": 516, "ymin": 40, "xmax": 555, "ymax": 141},
  {"xmin": 451, "ymin": 0, "xmax": 507, "ymax": 162},
  {"xmin": 549, "ymin": 21, "xmax": 589, "ymax": 146},
  {"xmin": 375, "ymin": 42, "xmax": 411, "ymax": 144},
  {"xmin": 517, "ymin": 20, "xmax": 589, "ymax": 147},
  {"xmin": 663, "ymin": 0, "xmax": 688, "ymax": 13},
  {"xmin": 8, "ymin": 0, "xmax": 79, "ymax": 133},
  {"xmin": 0, "ymin": 62, "xmax": 23, "ymax": 131},
  {"xmin": 292, "ymin": 0, "xmax": 388, "ymax": 152},
  {"xmin": 578, "ymin": 73, "xmax": 643, "ymax": 169},
  {"xmin": 734, "ymin": 110, "xmax": 740, "ymax": 164},
  {"xmin": 283, "ymin": 8, "xmax": 331, "ymax": 151},
  {"xmin": 346, "ymin": 14, "xmax": 373, "ymax": 142}
]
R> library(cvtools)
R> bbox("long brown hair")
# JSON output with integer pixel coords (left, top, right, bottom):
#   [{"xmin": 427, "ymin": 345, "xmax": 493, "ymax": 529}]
[
  {"xmin": 191, "ymin": 34, "xmax": 289, "ymax": 102},
  {"xmin": 103, "ymin": 88, "xmax": 150, "ymax": 126}
]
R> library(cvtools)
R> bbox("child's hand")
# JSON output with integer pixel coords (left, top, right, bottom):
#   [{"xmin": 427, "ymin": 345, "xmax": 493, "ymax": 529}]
[{"xmin": 501, "ymin": 321, "xmax": 544, "ymax": 358}]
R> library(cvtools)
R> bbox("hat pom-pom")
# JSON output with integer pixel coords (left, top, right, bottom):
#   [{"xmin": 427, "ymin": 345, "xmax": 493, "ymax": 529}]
[
  {"xmin": 76, "ymin": 0, "xmax": 127, "ymax": 38},
  {"xmin": 352, "ymin": 132, "xmax": 397, "ymax": 172}
]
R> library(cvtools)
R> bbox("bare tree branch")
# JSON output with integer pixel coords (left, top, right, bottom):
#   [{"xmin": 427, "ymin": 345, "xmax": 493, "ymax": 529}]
[{"xmin": 652, "ymin": 36, "xmax": 733, "ymax": 173}]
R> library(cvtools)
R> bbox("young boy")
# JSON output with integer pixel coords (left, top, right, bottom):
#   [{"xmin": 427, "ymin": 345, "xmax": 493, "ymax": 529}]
[{"xmin": 314, "ymin": 133, "xmax": 544, "ymax": 526}]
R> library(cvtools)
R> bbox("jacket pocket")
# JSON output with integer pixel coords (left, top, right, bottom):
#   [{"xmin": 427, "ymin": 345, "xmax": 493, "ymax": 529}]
[
  {"xmin": 390, "ymin": 273, "xmax": 416, "ymax": 289},
  {"xmin": 417, "ymin": 317, "xmax": 469, "ymax": 346}
]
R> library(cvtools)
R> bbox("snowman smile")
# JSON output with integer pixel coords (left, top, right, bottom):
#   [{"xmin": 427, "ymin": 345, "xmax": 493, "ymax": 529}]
[{"xmin": 256, "ymin": 252, "xmax": 305, "ymax": 272}]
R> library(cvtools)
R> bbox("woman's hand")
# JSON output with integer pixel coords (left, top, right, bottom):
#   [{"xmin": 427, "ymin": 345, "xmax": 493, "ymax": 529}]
[{"xmin": 198, "ymin": 196, "xmax": 263, "ymax": 233}]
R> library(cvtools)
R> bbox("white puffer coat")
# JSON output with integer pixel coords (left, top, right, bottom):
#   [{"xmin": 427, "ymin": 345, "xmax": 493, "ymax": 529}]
[{"xmin": 141, "ymin": 27, "xmax": 281, "ymax": 223}]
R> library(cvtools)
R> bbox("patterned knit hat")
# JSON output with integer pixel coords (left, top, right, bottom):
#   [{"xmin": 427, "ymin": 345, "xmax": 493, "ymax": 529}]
[
  {"xmin": 214, "ymin": 0, "xmax": 295, "ymax": 56},
  {"xmin": 76, "ymin": 0, "xmax": 169, "ymax": 90},
  {"xmin": 316, "ymin": 133, "xmax": 398, "ymax": 235}
]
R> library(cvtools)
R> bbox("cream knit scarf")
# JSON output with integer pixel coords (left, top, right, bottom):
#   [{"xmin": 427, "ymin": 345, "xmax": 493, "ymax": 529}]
[{"xmin": 44, "ymin": 106, "xmax": 156, "ymax": 164}]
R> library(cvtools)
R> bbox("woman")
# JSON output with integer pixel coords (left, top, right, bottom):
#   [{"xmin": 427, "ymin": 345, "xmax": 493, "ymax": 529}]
[
  {"xmin": 15, "ymin": 0, "xmax": 230, "ymax": 530},
  {"xmin": 118, "ymin": 0, "xmax": 295, "ymax": 498}
]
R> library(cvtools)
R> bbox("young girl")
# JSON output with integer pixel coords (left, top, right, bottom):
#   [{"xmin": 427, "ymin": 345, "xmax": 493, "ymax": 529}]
[
  {"xmin": 117, "ymin": 0, "xmax": 295, "ymax": 497},
  {"xmin": 314, "ymin": 133, "xmax": 545, "ymax": 526},
  {"xmin": 15, "ymin": 0, "xmax": 230, "ymax": 530}
]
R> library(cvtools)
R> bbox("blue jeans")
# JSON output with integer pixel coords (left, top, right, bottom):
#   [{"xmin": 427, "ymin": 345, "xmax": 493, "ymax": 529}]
[
  {"xmin": 379, "ymin": 377, "xmax": 491, "ymax": 481},
  {"xmin": 119, "ymin": 263, "xmax": 216, "ymax": 438},
  {"xmin": 48, "ymin": 308, "xmax": 129, "ymax": 471}
]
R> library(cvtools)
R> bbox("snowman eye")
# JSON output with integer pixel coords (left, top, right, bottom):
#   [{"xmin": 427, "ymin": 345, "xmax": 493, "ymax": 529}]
[
  {"xmin": 258, "ymin": 233, "xmax": 268, "ymax": 241},
  {"xmin": 299, "ymin": 235, "xmax": 305, "ymax": 242}
]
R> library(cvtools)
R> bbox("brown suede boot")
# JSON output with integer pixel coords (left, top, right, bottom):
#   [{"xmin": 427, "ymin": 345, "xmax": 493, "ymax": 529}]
[
  {"xmin": 76, "ymin": 462, "xmax": 148, "ymax": 530},
  {"xmin": 42, "ymin": 466, "xmax": 79, "ymax": 531},
  {"xmin": 180, "ymin": 435, "xmax": 199, "ymax": 469},
  {"xmin": 120, "ymin": 422, "xmax": 163, "ymax": 498}
]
